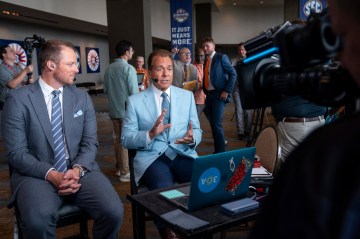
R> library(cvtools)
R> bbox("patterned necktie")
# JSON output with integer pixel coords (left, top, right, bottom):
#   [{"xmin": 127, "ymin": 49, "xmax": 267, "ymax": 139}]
[
  {"xmin": 51, "ymin": 90, "xmax": 67, "ymax": 172},
  {"xmin": 161, "ymin": 92, "xmax": 177, "ymax": 160},
  {"xmin": 161, "ymin": 92, "xmax": 170, "ymax": 126},
  {"xmin": 204, "ymin": 56, "xmax": 210, "ymax": 89},
  {"xmin": 184, "ymin": 64, "xmax": 188, "ymax": 82}
]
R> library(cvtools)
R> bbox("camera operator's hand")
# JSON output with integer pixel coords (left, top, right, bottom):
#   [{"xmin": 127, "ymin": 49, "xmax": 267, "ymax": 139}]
[{"xmin": 26, "ymin": 65, "xmax": 34, "ymax": 73}]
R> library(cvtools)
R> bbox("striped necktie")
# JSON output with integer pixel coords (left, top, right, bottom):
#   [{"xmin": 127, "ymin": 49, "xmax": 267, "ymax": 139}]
[
  {"xmin": 161, "ymin": 92, "xmax": 170, "ymax": 126},
  {"xmin": 51, "ymin": 90, "xmax": 67, "ymax": 172}
]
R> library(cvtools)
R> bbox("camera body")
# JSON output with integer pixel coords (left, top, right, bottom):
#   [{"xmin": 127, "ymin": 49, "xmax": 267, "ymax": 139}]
[
  {"xmin": 238, "ymin": 9, "xmax": 360, "ymax": 110},
  {"xmin": 22, "ymin": 35, "xmax": 45, "ymax": 66}
]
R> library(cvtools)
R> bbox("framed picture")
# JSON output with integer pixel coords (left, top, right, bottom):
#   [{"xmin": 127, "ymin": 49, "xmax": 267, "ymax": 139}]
[{"xmin": 85, "ymin": 47, "xmax": 100, "ymax": 73}]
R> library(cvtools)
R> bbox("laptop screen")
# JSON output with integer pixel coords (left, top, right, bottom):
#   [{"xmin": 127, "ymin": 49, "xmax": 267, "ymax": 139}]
[
  {"xmin": 187, "ymin": 147, "xmax": 256, "ymax": 211},
  {"xmin": 137, "ymin": 73, "xmax": 145, "ymax": 85},
  {"xmin": 159, "ymin": 147, "xmax": 256, "ymax": 211}
]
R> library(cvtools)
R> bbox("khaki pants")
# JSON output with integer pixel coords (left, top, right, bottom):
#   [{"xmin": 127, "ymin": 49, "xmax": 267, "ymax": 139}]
[{"xmin": 111, "ymin": 118, "xmax": 129, "ymax": 175}]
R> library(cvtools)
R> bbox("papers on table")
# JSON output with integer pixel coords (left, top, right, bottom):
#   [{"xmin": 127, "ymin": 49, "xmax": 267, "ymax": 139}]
[{"xmin": 251, "ymin": 166, "xmax": 272, "ymax": 177}]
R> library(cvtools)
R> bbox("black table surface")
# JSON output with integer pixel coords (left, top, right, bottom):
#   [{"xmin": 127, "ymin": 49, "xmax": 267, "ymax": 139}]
[{"xmin": 127, "ymin": 183, "xmax": 261, "ymax": 238}]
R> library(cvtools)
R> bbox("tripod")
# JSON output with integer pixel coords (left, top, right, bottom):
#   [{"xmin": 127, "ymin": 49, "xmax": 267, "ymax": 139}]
[{"xmin": 246, "ymin": 107, "xmax": 267, "ymax": 147}]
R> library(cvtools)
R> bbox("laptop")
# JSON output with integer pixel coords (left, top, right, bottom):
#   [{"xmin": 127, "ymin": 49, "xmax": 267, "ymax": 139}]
[
  {"xmin": 136, "ymin": 73, "xmax": 145, "ymax": 85},
  {"xmin": 159, "ymin": 147, "xmax": 256, "ymax": 211}
]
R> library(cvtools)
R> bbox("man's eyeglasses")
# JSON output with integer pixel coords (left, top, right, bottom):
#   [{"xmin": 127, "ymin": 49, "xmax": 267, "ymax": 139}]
[{"xmin": 180, "ymin": 52, "xmax": 191, "ymax": 56}]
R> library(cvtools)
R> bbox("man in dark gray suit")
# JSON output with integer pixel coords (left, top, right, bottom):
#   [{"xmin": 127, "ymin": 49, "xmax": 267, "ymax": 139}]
[{"xmin": 1, "ymin": 40, "xmax": 123, "ymax": 239}]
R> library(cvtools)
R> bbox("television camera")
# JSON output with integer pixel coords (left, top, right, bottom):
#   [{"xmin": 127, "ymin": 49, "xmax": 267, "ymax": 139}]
[
  {"xmin": 238, "ymin": 9, "xmax": 360, "ymax": 110},
  {"xmin": 22, "ymin": 35, "xmax": 45, "ymax": 82}
]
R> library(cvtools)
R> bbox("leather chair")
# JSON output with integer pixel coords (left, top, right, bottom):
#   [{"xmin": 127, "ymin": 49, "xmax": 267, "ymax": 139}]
[
  {"xmin": 254, "ymin": 125, "xmax": 281, "ymax": 176},
  {"xmin": 8, "ymin": 166, "xmax": 91, "ymax": 239}
]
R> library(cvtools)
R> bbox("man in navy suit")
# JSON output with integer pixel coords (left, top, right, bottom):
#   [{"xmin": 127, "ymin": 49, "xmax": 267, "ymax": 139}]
[
  {"xmin": 1, "ymin": 40, "xmax": 123, "ymax": 238},
  {"xmin": 202, "ymin": 37, "xmax": 237, "ymax": 153}
]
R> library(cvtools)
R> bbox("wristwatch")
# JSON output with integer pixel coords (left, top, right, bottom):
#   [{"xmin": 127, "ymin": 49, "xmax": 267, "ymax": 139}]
[{"xmin": 73, "ymin": 165, "xmax": 86, "ymax": 178}]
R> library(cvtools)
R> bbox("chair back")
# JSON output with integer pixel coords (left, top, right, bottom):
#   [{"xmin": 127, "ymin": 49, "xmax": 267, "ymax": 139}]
[
  {"xmin": 128, "ymin": 149, "xmax": 149, "ymax": 195},
  {"xmin": 254, "ymin": 126, "xmax": 281, "ymax": 176}
]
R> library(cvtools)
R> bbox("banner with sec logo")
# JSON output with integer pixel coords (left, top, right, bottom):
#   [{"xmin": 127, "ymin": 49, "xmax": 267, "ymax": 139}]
[
  {"xmin": 170, "ymin": 0, "xmax": 193, "ymax": 58},
  {"xmin": 299, "ymin": 0, "xmax": 327, "ymax": 20}
]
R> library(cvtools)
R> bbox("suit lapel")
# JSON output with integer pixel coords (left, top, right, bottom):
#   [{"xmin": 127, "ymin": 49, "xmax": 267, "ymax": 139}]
[
  {"xmin": 142, "ymin": 88, "xmax": 158, "ymax": 123},
  {"xmin": 29, "ymin": 82, "xmax": 54, "ymax": 150},
  {"xmin": 62, "ymin": 86, "xmax": 74, "ymax": 148}
]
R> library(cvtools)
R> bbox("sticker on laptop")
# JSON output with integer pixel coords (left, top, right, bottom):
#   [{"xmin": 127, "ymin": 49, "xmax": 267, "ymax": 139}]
[
  {"xmin": 198, "ymin": 167, "xmax": 221, "ymax": 193},
  {"xmin": 225, "ymin": 157, "xmax": 252, "ymax": 194}
]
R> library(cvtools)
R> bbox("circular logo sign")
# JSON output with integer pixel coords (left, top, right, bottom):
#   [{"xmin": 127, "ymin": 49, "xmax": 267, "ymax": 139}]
[
  {"xmin": 197, "ymin": 167, "xmax": 221, "ymax": 193},
  {"xmin": 303, "ymin": 0, "xmax": 323, "ymax": 17},
  {"xmin": 87, "ymin": 49, "xmax": 99, "ymax": 71},
  {"xmin": 9, "ymin": 43, "xmax": 27, "ymax": 69},
  {"xmin": 74, "ymin": 48, "xmax": 81, "ymax": 71},
  {"xmin": 173, "ymin": 8, "xmax": 189, "ymax": 23}
]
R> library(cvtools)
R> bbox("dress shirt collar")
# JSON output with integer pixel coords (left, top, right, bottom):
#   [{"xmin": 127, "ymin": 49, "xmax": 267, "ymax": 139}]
[
  {"xmin": 151, "ymin": 83, "xmax": 171, "ymax": 100},
  {"xmin": 114, "ymin": 58, "xmax": 127, "ymax": 64},
  {"xmin": 38, "ymin": 77, "xmax": 64, "ymax": 97},
  {"xmin": 208, "ymin": 51, "xmax": 216, "ymax": 59}
]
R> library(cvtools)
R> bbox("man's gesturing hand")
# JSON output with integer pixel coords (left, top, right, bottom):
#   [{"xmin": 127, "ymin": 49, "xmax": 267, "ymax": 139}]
[{"xmin": 149, "ymin": 109, "xmax": 171, "ymax": 140}]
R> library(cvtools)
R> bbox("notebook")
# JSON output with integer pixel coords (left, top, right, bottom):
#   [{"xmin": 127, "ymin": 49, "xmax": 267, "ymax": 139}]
[{"xmin": 159, "ymin": 147, "xmax": 256, "ymax": 211}]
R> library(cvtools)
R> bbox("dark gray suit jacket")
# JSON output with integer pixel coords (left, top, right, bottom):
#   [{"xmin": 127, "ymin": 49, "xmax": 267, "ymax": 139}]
[{"xmin": 1, "ymin": 81, "xmax": 99, "ymax": 205}]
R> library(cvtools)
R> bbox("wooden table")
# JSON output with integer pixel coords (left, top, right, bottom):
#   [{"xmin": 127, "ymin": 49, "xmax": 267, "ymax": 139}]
[{"xmin": 126, "ymin": 183, "xmax": 261, "ymax": 239}]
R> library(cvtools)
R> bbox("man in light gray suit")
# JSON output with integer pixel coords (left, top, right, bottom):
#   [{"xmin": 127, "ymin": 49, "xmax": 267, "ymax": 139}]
[
  {"xmin": 1, "ymin": 40, "xmax": 123, "ymax": 239},
  {"xmin": 172, "ymin": 47, "xmax": 198, "ymax": 89},
  {"xmin": 121, "ymin": 49, "xmax": 201, "ymax": 239}
]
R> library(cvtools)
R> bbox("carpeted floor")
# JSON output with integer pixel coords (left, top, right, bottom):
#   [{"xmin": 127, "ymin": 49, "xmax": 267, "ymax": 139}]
[{"xmin": 0, "ymin": 93, "xmax": 271, "ymax": 239}]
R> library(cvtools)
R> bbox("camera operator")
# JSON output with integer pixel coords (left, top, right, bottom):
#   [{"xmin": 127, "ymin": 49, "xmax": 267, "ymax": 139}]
[
  {"xmin": 0, "ymin": 45, "xmax": 34, "ymax": 110},
  {"xmin": 271, "ymin": 20, "xmax": 327, "ymax": 164},
  {"xmin": 250, "ymin": 0, "xmax": 360, "ymax": 238}
]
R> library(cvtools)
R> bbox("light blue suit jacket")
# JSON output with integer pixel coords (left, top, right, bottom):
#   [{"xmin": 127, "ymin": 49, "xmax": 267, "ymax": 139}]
[{"xmin": 121, "ymin": 85, "xmax": 202, "ymax": 185}]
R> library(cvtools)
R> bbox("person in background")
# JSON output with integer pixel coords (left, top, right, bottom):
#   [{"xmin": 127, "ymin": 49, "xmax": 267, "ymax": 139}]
[
  {"xmin": 232, "ymin": 42, "xmax": 252, "ymax": 140},
  {"xmin": 1, "ymin": 39, "xmax": 123, "ymax": 238},
  {"xmin": 135, "ymin": 56, "xmax": 150, "ymax": 91},
  {"xmin": 250, "ymin": 1, "xmax": 360, "ymax": 238},
  {"xmin": 104, "ymin": 40, "xmax": 139, "ymax": 182},
  {"xmin": 202, "ymin": 37, "xmax": 237, "ymax": 153},
  {"xmin": 193, "ymin": 47, "xmax": 206, "ymax": 116},
  {"xmin": 171, "ymin": 47, "xmax": 198, "ymax": 90},
  {"xmin": 122, "ymin": 49, "xmax": 201, "ymax": 239},
  {"xmin": 0, "ymin": 45, "xmax": 34, "ymax": 110}
]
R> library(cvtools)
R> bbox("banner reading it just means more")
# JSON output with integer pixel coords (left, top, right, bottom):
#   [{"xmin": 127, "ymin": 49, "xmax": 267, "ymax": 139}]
[{"xmin": 170, "ymin": 0, "xmax": 193, "ymax": 57}]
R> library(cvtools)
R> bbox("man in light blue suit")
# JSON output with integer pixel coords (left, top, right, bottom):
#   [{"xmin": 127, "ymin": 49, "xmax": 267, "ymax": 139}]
[
  {"xmin": 1, "ymin": 40, "xmax": 123, "ymax": 238},
  {"xmin": 122, "ymin": 49, "xmax": 202, "ymax": 189},
  {"xmin": 122, "ymin": 49, "xmax": 202, "ymax": 238}
]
